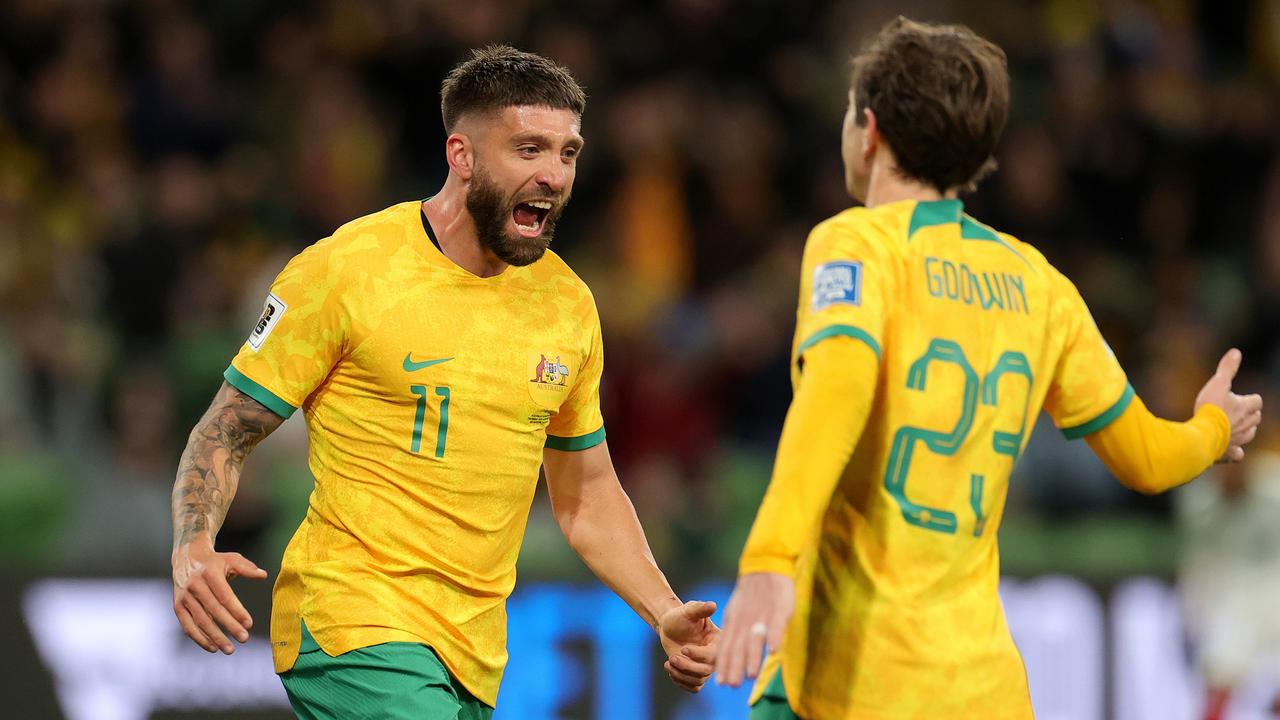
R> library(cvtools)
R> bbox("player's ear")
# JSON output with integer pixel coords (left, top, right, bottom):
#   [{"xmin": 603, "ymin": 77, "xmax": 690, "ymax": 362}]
[
  {"xmin": 445, "ymin": 133, "xmax": 474, "ymax": 180},
  {"xmin": 861, "ymin": 108, "xmax": 879, "ymax": 159}
]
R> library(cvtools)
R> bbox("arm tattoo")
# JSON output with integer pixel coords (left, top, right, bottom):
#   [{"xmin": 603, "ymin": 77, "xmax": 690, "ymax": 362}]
[{"xmin": 172, "ymin": 382, "xmax": 285, "ymax": 548}]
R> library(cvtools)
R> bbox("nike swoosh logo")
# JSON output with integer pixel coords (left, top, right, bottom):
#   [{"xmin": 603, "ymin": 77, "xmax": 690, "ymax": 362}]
[{"xmin": 403, "ymin": 354, "xmax": 453, "ymax": 372}]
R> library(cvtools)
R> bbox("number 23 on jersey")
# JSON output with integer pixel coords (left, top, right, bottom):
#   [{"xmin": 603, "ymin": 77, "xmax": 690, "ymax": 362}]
[{"xmin": 886, "ymin": 338, "xmax": 1032, "ymax": 537}]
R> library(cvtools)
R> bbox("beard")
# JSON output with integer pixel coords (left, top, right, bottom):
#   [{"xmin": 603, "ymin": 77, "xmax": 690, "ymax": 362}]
[{"xmin": 465, "ymin": 166, "xmax": 567, "ymax": 267}]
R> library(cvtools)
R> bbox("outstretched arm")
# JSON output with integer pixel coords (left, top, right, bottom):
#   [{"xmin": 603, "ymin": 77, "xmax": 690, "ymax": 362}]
[
  {"xmin": 543, "ymin": 441, "xmax": 719, "ymax": 693},
  {"xmin": 171, "ymin": 381, "xmax": 284, "ymax": 654},
  {"xmin": 1086, "ymin": 349, "xmax": 1262, "ymax": 494}
]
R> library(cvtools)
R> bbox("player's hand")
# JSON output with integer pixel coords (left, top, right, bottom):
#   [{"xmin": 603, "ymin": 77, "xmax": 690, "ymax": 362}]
[
  {"xmin": 716, "ymin": 572, "xmax": 794, "ymax": 688},
  {"xmin": 172, "ymin": 536, "xmax": 268, "ymax": 654},
  {"xmin": 657, "ymin": 600, "xmax": 720, "ymax": 693},
  {"xmin": 1194, "ymin": 348, "xmax": 1264, "ymax": 463}
]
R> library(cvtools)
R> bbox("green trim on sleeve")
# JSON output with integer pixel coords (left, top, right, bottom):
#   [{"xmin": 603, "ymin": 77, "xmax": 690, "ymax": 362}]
[
  {"xmin": 545, "ymin": 426, "xmax": 606, "ymax": 452},
  {"xmin": 796, "ymin": 324, "xmax": 881, "ymax": 360},
  {"xmin": 1061, "ymin": 383, "xmax": 1135, "ymax": 440},
  {"xmin": 223, "ymin": 365, "xmax": 297, "ymax": 419}
]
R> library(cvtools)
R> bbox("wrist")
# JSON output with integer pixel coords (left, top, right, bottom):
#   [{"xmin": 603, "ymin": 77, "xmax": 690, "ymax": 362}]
[
  {"xmin": 645, "ymin": 593, "xmax": 683, "ymax": 632},
  {"xmin": 739, "ymin": 553, "xmax": 796, "ymax": 578},
  {"xmin": 172, "ymin": 532, "xmax": 214, "ymax": 562},
  {"xmin": 1193, "ymin": 403, "xmax": 1231, "ymax": 457}
]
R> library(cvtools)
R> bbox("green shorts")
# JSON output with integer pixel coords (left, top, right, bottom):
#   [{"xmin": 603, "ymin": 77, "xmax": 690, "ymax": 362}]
[
  {"xmin": 279, "ymin": 622, "xmax": 494, "ymax": 720},
  {"xmin": 750, "ymin": 669, "xmax": 803, "ymax": 720}
]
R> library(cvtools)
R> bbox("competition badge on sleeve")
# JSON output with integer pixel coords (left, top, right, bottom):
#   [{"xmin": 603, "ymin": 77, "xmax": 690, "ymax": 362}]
[
  {"xmin": 812, "ymin": 261, "xmax": 863, "ymax": 311},
  {"xmin": 247, "ymin": 293, "xmax": 288, "ymax": 350}
]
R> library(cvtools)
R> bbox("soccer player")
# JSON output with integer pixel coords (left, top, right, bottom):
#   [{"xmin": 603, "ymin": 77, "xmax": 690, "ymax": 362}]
[
  {"xmin": 169, "ymin": 46, "xmax": 718, "ymax": 719},
  {"xmin": 714, "ymin": 17, "xmax": 1264, "ymax": 719},
  {"xmin": 1178, "ymin": 450, "xmax": 1280, "ymax": 720}
]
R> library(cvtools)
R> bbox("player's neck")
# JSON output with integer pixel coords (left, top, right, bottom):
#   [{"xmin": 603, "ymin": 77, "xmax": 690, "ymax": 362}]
[
  {"xmin": 421, "ymin": 183, "xmax": 510, "ymax": 278},
  {"xmin": 862, "ymin": 160, "xmax": 957, "ymax": 209}
]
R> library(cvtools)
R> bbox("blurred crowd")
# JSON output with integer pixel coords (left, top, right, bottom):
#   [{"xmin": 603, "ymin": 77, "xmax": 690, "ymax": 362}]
[{"xmin": 1, "ymin": 0, "xmax": 1278, "ymax": 584}]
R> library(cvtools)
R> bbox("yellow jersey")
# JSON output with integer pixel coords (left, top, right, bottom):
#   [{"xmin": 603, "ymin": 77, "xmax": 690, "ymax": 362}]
[
  {"xmin": 224, "ymin": 201, "xmax": 605, "ymax": 706},
  {"xmin": 750, "ymin": 198, "xmax": 1131, "ymax": 718}
]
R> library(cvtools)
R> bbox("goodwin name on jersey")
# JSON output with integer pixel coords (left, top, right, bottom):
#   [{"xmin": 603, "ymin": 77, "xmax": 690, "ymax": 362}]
[{"xmin": 924, "ymin": 256, "xmax": 1029, "ymax": 314}]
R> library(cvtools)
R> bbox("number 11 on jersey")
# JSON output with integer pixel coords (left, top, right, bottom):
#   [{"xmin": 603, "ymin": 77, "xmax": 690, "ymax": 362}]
[{"xmin": 410, "ymin": 385, "xmax": 451, "ymax": 458}]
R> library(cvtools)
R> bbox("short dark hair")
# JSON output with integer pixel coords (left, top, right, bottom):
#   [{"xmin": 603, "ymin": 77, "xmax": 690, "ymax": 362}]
[
  {"xmin": 851, "ymin": 17, "xmax": 1009, "ymax": 193},
  {"xmin": 440, "ymin": 45, "xmax": 586, "ymax": 133}
]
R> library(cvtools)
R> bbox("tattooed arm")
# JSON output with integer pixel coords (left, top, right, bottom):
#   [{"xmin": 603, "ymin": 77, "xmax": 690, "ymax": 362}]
[{"xmin": 171, "ymin": 381, "xmax": 284, "ymax": 654}]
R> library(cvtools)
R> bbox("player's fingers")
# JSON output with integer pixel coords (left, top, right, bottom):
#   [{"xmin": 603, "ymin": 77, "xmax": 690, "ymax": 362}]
[
  {"xmin": 188, "ymin": 573, "xmax": 248, "ymax": 640},
  {"xmin": 681, "ymin": 600, "xmax": 717, "ymax": 622},
  {"xmin": 1216, "ymin": 349, "xmax": 1242, "ymax": 382},
  {"xmin": 769, "ymin": 603, "xmax": 793, "ymax": 653},
  {"xmin": 184, "ymin": 593, "xmax": 233, "ymax": 654},
  {"xmin": 669, "ymin": 651, "xmax": 714, "ymax": 678},
  {"xmin": 715, "ymin": 624, "xmax": 745, "ymax": 686},
  {"xmin": 223, "ymin": 552, "xmax": 269, "ymax": 580},
  {"xmin": 1237, "ymin": 392, "xmax": 1262, "ymax": 411},
  {"xmin": 1231, "ymin": 394, "xmax": 1262, "ymax": 418},
  {"xmin": 175, "ymin": 603, "xmax": 216, "ymax": 653},
  {"xmin": 744, "ymin": 624, "xmax": 768, "ymax": 680},
  {"xmin": 666, "ymin": 658, "xmax": 708, "ymax": 684},
  {"xmin": 1237, "ymin": 425, "xmax": 1258, "ymax": 446},
  {"xmin": 672, "ymin": 672, "xmax": 712, "ymax": 693},
  {"xmin": 767, "ymin": 625, "xmax": 785, "ymax": 657},
  {"xmin": 680, "ymin": 642, "xmax": 716, "ymax": 664},
  {"xmin": 713, "ymin": 632, "xmax": 736, "ymax": 685},
  {"xmin": 1224, "ymin": 445, "xmax": 1245, "ymax": 463},
  {"xmin": 665, "ymin": 661, "xmax": 706, "ymax": 693},
  {"xmin": 205, "ymin": 573, "xmax": 254, "ymax": 633}
]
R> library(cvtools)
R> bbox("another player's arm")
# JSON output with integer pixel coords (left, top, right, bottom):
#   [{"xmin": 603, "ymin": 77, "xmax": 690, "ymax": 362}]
[
  {"xmin": 717, "ymin": 336, "xmax": 878, "ymax": 687},
  {"xmin": 171, "ymin": 381, "xmax": 281, "ymax": 654},
  {"xmin": 543, "ymin": 442, "xmax": 719, "ymax": 693},
  {"xmin": 1083, "ymin": 349, "xmax": 1262, "ymax": 494}
]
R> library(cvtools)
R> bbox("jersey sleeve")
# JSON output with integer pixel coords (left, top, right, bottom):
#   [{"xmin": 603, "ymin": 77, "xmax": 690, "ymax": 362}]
[
  {"xmin": 1085, "ymin": 396, "xmax": 1228, "ymax": 494},
  {"xmin": 739, "ymin": 335, "xmax": 879, "ymax": 576},
  {"xmin": 1043, "ymin": 268, "xmax": 1133, "ymax": 438},
  {"xmin": 791, "ymin": 217, "xmax": 891, "ymax": 376},
  {"xmin": 545, "ymin": 296, "xmax": 605, "ymax": 451},
  {"xmin": 224, "ymin": 243, "xmax": 350, "ymax": 419}
]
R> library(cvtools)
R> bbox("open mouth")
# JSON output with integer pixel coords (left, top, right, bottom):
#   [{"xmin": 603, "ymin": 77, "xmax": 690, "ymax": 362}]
[{"xmin": 512, "ymin": 200, "xmax": 552, "ymax": 238}]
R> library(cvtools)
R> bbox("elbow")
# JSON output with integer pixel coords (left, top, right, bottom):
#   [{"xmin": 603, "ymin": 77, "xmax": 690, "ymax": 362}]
[
  {"xmin": 1114, "ymin": 467, "xmax": 1193, "ymax": 496},
  {"xmin": 185, "ymin": 420, "xmax": 210, "ymax": 446},
  {"xmin": 552, "ymin": 504, "xmax": 580, "ymax": 542},
  {"xmin": 1119, "ymin": 477, "xmax": 1166, "ymax": 496},
  {"xmin": 554, "ymin": 499, "xmax": 596, "ymax": 551},
  {"xmin": 1100, "ymin": 444, "xmax": 1188, "ymax": 495}
]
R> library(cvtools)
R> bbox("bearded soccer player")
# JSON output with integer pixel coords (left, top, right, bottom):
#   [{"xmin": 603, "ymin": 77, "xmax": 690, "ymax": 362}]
[
  {"xmin": 169, "ymin": 46, "xmax": 718, "ymax": 719},
  {"xmin": 714, "ymin": 18, "xmax": 1264, "ymax": 719}
]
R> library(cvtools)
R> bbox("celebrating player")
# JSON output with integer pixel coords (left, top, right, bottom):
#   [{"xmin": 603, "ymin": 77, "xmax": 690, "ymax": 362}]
[
  {"xmin": 715, "ymin": 17, "xmax": 1263, "ymax": 719},
  {"xmin": 169, "ymin": 46, "xmax": 718, "ymax": 718}
]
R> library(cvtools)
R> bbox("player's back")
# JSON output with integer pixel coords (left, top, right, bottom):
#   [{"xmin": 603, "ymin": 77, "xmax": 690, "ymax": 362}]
[
  {"xmin": 866, "ymin": 199, "xmax": 1049, "ymax": 593},
  {"xmin": 776, "ymin": 198, "xmax": 1130, "ymax": 718}
]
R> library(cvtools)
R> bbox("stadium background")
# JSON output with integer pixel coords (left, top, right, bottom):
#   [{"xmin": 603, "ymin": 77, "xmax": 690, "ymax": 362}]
[{"xmin": 2, "ymin": 0, "xmax": 1278, "ymax": 718}]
